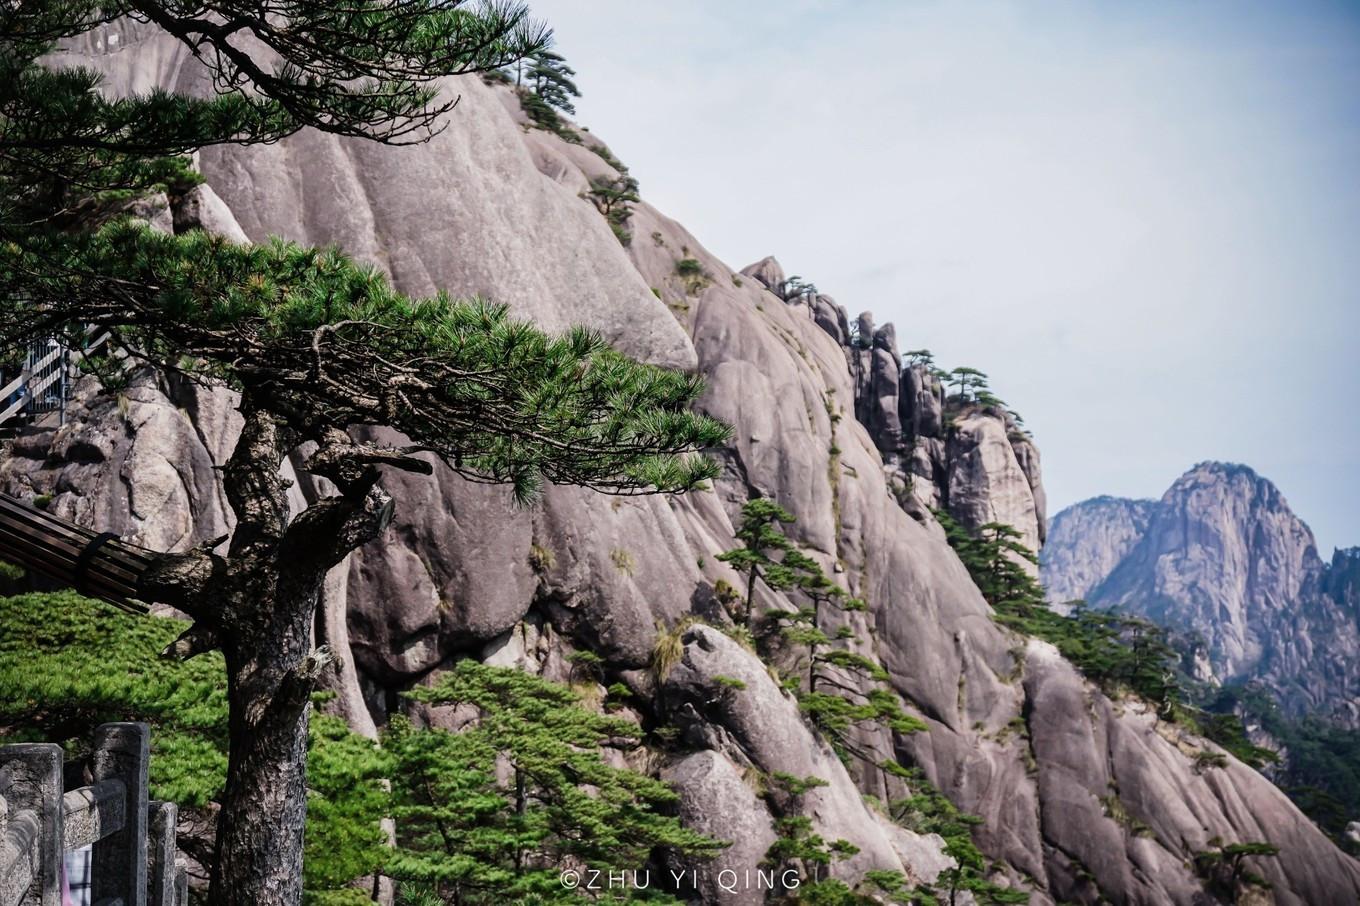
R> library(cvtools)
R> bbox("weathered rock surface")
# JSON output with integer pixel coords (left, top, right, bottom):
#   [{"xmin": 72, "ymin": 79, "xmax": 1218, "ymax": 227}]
[
  {"xmin": 901, "ymin": 362, "xmax": 944, "ymax": 440},
  {"xmin": 1041, "ymin": 496, "xmax": 1156, "ymax": 605},
  {"xmin": 945, "ymin": 412, "xmax": 1044, "ymax": 555},
  {"xmin": 5, "ymin": 22, "xmax": 1358, "ymax": 905},
  {"xmin": 659, "ymin": 626, "xmax": 926, "ymax": 886},
  {"xmin": 738, "ymin": 256, "xmax": 786, "ymax": 295},
  {"xmin": 0, "ymin": 374, "xmax": 240, "ymax": 555},
  {"xmin": 661, "ymin": 750, "xmax": 777, "ymax": 906},
  {"xmin": 1042, "ymin": 463, "xmax": 1360, "ymax": 726}
]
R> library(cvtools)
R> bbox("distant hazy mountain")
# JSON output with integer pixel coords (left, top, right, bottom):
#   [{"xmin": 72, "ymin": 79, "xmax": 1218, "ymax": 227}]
[{"xmin": 1042, "ymin": 461, "xmax": 1360, "ymax": 725}]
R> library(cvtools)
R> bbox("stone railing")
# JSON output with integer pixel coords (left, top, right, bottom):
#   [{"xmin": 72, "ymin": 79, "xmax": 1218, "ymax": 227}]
[{"xmin": 0, "ymin": 723, "xmax": 187, "ymax": 906}]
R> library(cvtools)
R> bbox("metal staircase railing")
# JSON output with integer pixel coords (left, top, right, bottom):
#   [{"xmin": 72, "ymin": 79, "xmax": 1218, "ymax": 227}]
[{"xmin": 0, "ymin": 329, "xmax": 115, "ymax": 432}]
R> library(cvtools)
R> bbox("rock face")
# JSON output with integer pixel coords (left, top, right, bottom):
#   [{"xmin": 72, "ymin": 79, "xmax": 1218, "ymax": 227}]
[
  {"xmin": 1042, "ymin": 496, "xmax": 1157, "ymax": 605},
  {"xmin": 7, "ymin": 21, "xmax": 1360, "ymax": 905},
  {"xmin": 1042, "ymin": 463, "xmax": 1360, "ymax": 725}
]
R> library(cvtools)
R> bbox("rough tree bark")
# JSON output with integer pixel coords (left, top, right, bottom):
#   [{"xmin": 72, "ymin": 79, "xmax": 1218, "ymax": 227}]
[{"xmin": 139, "ymin": 393, "xmax": 430, "ymax": 906}]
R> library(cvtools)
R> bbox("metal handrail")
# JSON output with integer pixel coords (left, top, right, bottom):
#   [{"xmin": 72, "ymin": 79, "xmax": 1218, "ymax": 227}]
[{"xmin": 0, "ymin": 329, "xmax": 116, "ymax": 431}]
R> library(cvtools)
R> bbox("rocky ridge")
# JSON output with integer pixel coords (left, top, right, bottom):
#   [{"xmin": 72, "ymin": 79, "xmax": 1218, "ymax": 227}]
[
  {"xmin": 737, "ymin": 258, "xmax": 1047, "ymax": 557},
  {"xmin": 1042, "ymin": 462, "xmax": 1360, "ymax": 727},
  {"xmin": 3, "ymin": 19, "xmax": 1359, "ymax": 904}
]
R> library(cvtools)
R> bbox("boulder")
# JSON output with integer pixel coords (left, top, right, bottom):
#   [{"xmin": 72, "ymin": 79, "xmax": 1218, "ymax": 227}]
[
  {"xmin": 661, "ymin": 751, "xmax": 777, "ymax": 905},
  {"xmin": 738, "ymin": 256, "xmax": 786, "ymax": 293},
  {"xmin": 172, "ymin": 184, "xmax": 250, "ymax": 242}
]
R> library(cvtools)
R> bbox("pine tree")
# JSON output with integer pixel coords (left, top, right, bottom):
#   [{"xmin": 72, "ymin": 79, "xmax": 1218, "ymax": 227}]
[
  {"xmin": 946, "ymin": 367, "xmax": 988, "ymax": 402},
  {"xmin": 902, "ymin": 349, "xmax": 935, "ymax": 368},
  {"xmin": 0, "ymin": 591, "xmax": 389, "ymax": 903},
  {"xmin": 524, "ymin": 49, "xmax": 581, "ymax": 114},
  {"xmin": 0, "ymin": 7, "xmax": 730, "ymax": 904},
  {"xmin": 717, "ymin": 499, "xmax": 813, "ymax": 629},
  {"xmin": 1194, "ymin": 838, "xmax": 1280, "ymax": 903},
  {"xmin": 390, "ymin": 660, "xmax": 722, "ymax": 904},
  {"xmin": 763, "ymin": 774, "xmax": 852, "ymax": 891},
  {"xmin": 777, "ymin": 567, "xmax": 868, "ymax": 694},
  {"xmin": 586, "ymin": 172, "xmax": 641, "ymax": 245},
  {"xmin": 884, "ymin": 764, "xmax": 1026, "ymax": 906},
  {"xmin": 770, "ymin": 566, "xmax": 925, "ymax": 771},
  {"xmin": 760, "ymin": 774, "xmax": 913, "ymax": 904},
  {"xmin": 777, "ymin": 275, "xmax": 818, "ymax": 302},
  {"xmin": 503, "ymin": 47, "xmax": 582, "ymax": 140},
  {"xmin": 0, "ymin": 592, "xmax": 729, "ymax": 904},
  {"xmin": 970, "ymin": 522, "xmax": 1043, "ymax": 610}
]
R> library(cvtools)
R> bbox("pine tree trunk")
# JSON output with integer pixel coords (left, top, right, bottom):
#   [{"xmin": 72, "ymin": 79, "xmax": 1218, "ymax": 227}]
[
  {"xmin": 745, "ymin": 566, "xmax": 757, "ymax": 630},
  {"xmin": 140, "ymin": 398, "xmax": 418, "ymax": 906},
  {"xmin": 208, "ymin": 575, "xmax": 319, "ymax": 906}
]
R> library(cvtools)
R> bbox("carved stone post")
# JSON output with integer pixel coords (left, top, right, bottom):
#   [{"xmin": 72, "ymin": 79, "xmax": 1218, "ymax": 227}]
[
  {"xmin": 90, "ymin": 723, "xmax": 149, "ymax": 906},
  {"xmin": 0, "ymin": 743, "xmax": 63, "ymax": 906},
  {"xmin": 147, "ymin": 800, "xmax": 178, "ymax": 906}
]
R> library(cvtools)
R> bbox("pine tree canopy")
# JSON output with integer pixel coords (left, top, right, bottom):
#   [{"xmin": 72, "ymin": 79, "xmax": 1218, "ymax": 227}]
[
  {"xmin": 3, "ymin": 2, "xmax": 548, "ymax": 227},
  {"xmin": 1, "ymin": 2, "xmax": 730, "ymax": 502},
  {"xmin": 0, "ymin": 224, "xmax": 729, "ymax": 499},
  {"xmin": 391, "ymin": 660, "xmax": 723, "ymax": 904},
  {"xmin": 523, "ymin": 48, "xmax": 578, "ymax": 114}
]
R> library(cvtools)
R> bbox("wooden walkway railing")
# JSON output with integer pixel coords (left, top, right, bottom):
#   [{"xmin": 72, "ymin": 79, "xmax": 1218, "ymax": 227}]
[
  {"xmin": 0, "ymin": 724, "xmax": 187, "ymax": 906},
  {"xmin": 0, "ymin": 494, "xmax": 152, "ymax": 615}
]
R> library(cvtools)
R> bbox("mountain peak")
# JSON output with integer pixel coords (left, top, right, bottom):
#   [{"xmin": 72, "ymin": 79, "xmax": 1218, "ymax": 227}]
[
  {"xmin": 1163, "ymin": 460, "xmax": 1313, "ymax": 551},
  {"xmin": 1178, "ymin": 459, "xmax": 1275, "ymax": 489},
  {"xmin": 1044, "ymin": 463, "xmax": 1360, "ymax": 723}
]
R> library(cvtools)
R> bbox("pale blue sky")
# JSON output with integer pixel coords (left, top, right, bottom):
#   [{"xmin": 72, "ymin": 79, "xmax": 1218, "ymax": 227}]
[{"xmin": 527, "ymin": 0, "xmax": 1360, "ymax": 554}]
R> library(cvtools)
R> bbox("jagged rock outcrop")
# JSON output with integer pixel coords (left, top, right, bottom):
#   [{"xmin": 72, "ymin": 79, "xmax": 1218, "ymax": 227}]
[
  {"xmin": 7, "ymin": 21, "xmax": 1360, "ymax": 904},
  {"xmin": 901, "ymin": 362, "xmax": 944, "ymax": 440},
  {"xmin": 1042, "ymin": 463, "xmax": 1360, "ymax": 725},
  {"xmin": 738, "ymin": 256, "xmax": 785, "ymax": 296},
  {"xmin": 738, "ymin": 266, "xmax": 1047, "ymax": 552},
  {"xmin": 0, "ymin": 374, "xmax": 241, "ymax": 555}
]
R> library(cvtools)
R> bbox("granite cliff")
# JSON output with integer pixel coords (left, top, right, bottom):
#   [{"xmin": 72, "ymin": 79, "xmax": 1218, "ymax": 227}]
[{"xmin": 3, "ymin": 18, "xmax": 1360, "ymax": 904}]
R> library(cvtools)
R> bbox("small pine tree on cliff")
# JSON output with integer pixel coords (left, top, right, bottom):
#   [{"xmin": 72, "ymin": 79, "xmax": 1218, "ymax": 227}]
[
  {"xmin": 717, "ymin": 498, "xmax": 816, "ymax": 629},
  {"xmin": 0, "ymin": 5, "xmax": 729, "ymax": 905},
  {"xmin": 524, "ymin": 48, "xmax": 581, "ymax": 114},
  {"xmin": 389, "ymin": 661, "xmax": 722, "ymax": 904},
  {"xmin": 767, "ymin": 560, "xmax": 926, "ymax": 764},
  {"xmin": 587, "ymin": 172, "xmax": 641, "ymax": 245},
  {"xmin": 946, "ymin": 366, "xmax": 988, "ymax": 402}
]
